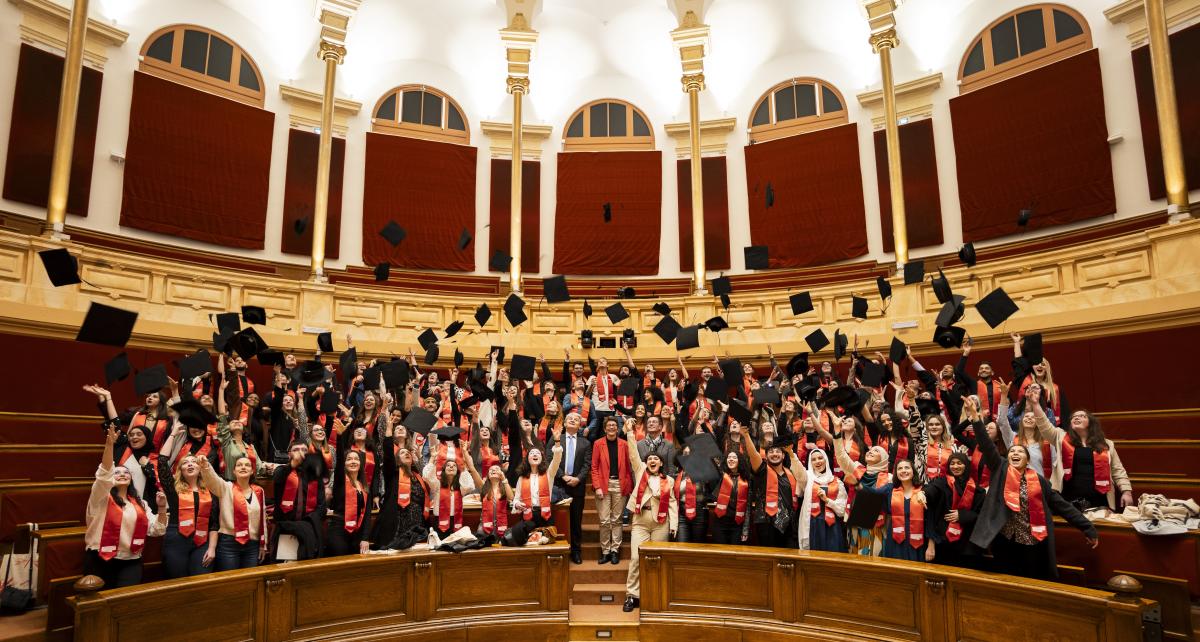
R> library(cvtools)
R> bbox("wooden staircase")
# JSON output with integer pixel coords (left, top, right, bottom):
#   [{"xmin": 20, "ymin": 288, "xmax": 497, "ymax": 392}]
[{"xmin": 568, "ymin": 498, "xmax": 639, "ymax": 642}]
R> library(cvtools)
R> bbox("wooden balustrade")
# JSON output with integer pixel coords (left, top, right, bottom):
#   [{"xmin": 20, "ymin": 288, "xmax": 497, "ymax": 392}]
[
  {"xmin": 637, "ymin": 542, "xmax": 1150, "ymax": 642},
  {"xmin": 72, "ymin": 544, "xmax": 570, "ymax": 641}
]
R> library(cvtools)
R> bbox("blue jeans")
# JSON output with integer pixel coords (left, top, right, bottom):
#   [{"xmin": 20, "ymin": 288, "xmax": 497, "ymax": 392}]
[
  {"xmin": 215, "ymin": 533, "xmax": 259, "ymax": 572},
  {"xmin": 163, "ymin": 524, "xmax": 213, "ymax": 578}
]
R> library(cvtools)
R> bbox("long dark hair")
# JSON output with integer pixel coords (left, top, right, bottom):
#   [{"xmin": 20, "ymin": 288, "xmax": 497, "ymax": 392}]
[
  {"xmin": 515, "ymin": 446, "xmax": 550, "ymax": 477},
  {"xmin": 1066, "ymin": 410, "xmax": 1107, "ymax": 451},
  {"xmin": 722, "ymin": 449, "xmax": 752, "ymax": 479},
  {"xmin": 109, "ymin": 471, "xmax": 141, "ymax": 508},
  {"xmin": 343, "ymin": 449, "xmax": 367, "ymax": 488}
]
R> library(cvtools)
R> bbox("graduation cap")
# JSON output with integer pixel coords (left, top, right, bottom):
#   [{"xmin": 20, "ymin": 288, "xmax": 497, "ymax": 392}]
[
  {"xmin": 744, "ymin": 245, "xmax": 769, "ymax": 270},
  {"xmin": 295, "ymin": 361, "xmax": 327, "ymax": 388},
  {"xmin": 510, "ymin": 354, "xmax": 536, "ymax": 381},
  {"xmin": 726, "ymin": 398, "xmax": 753, "ymax": 426},
  {"xmin": 851, "ymin": 296, "xmax": 868, "ymax": 320},
  {"xmin": 916, "ymin": 396, "xmax": 941, "ymax": 419},
  {"xmin": 453, "ymin": 348, "xmax": 464, "ymax": 368},
  {"xmin": 503, "ymin": 293, "xmax": 527, "ymax": 327},
  {"xmin": 602, "ymin": 202, "xmax": 613, "ymax": 223},
  {"xmin": 423, "ymin": 345, "xmax": 439, "ymax": 366},
  {"xmin": 903, "ymin": 260, "xmax": 925, "ymax": 285},
  {"xmin": 820, "ymin": 385, "xmax": 856, "ymax": 411},
  {"xmin": 1018, "ymin": 207, "xmax": 1033, "ymax": 227},
  {"xmin": 959, "ymin": 243, "xmax": 977, "ymax": 268},
  {"xmin": 703, "ymin": 376, "xmax": 728, "ymax": 400},
  {"xmin": 860, "ymin": 361, "xmax": 886, "ymax": 388},
  {"xmin": 935, "ymin": 295, "xmax": 967, "ymax": 328},
  {"xmin": 38, "ymin": 248, "xmax": 80, "ymax": 286},
  {"xmin": 544, "ymin": 276, "xmax": 570, "ymax": 303},
  {"xmin": 704, "ymin": 316, "xmax": 729, "ymax": 333},
  {"xmin": 686, "ymin": 432, "xmax": 724, "ymax": 468},
  {"xmin": 171, "ymin": 398, "xmax": 217, "ymax": 429},
  {"xmin": 231, "ymin": 327, "xmax": 268, "ymax": 360},
  {"xmin": 179, "ymin": 349, "xmax": 212, "ymax": 381},
  {"xmin": 374, "ymin": 262, "xmax": 390, "ymax": 282},
  {"xmin": 617, "ymin": 376, "xmax": 639, "ymax": 397},
  {"xmin": 753, "ymin": 385, "xmax": 781, "ymax": 406},
  {"xmin": 786, "ymin": 353, "xmax": 809, "ymax": 378},
  {"xmin": 977, "ymin": 288, "xmax": 1018, "ymax": 328},
  {"xmin": 317, "ymin": 332, "xmax": 334, "ymax": 353},
  {"xmin": 489, "ymin": 250, "xmax": 512, "ymax": 272},
  {"xmin": 444, "ymin": 320, "xmax": 464, "ymax": 338},
  {"xmin": 846, "ymin": 486, "xmax": 886, "ymax": 529},
  {"xmin": 933, "ymin": 325, "xmax": 966, "ymax": 349},
  {"xmin": 712, "ymin": 276, "xmax": 732, "ymax": 297},
  {"xmin": 216, "ymin": 312, "xmax": 240, "ymax": 336},
  {"xmin": 676, "ymin": 325, "xmax": 701, "ymax": 351},
  {"xmin": 468, "ymin": 376, "xmax": 493, "ymax": 402},
  {"xmin": 876, "ymin": 276, "xmax": 893, "ymax": 301},
  {"xmin": 931, "ymin": 270, "xmax": 954, "ymax": 305},
  {"xmin": 720, "ymin": 293, "xmax": 732, "ymax": 310},
  {"xmin": 652, "ymin": 302, "xmax": 671, "ymax": 316},
  {"xmin": 320, "ymin": 388, "xmax": 340, "ymax": 414},
  {"xmin": 765, "ymin": 182, "xmax": 775, "ymax": 208},
  {"xmin": 134, "ymin": 364, "xmax": 169, "ymax": 395},
  {"xmin": 889, "ymin": 337, "xmax": 907, "ymax": 364},
  {"xmin": 490, "ymin": 346, "xmax": 506, "ymax": 364},
  {"xmin": 605, "ymin": 302, "xmax": 629, "ymax": 324},
  {"xmin": 457, "ymin": 228, "xmax": 473, "ymax": 251},
  {"xmin": 679, "ymin": 452, "xmax": 719, "ymax": 485},
  {"xmin": 104, "ymin": 353, "xmax": 131, "ymax": 386},
  {"xmin": 582, "ymin": 300, "xmax": 593, "ymax": 319},
  {"xmin": 241, "ymin": 306, "xmax": 266, "ymax": 325},
  {"xmin": 403, "ymin": 407, "xmax": 438, "ymax": 435},
  {"xmin": 805, "ymin": 328, "xmax": 830, "ymax": 353},
  {"xmin": 834, "ymin": 330, "xmax": 849, "ymax": 361},
  {"xmin": 789, "ymin": 292, "xmax": 813, "ymax": 316},
  {"xmin": 1022, "ymin": 332, "xmax": 1044, "ymax": 367},
  {"xmin": 363, "ymin": 365, "xmax": 382, "ymax": 391},
  {"xmin": 380, "ymin": 221, "xmax": 406, "ymax": 246},
  {"xmin": 474, "ymin": 303, "xmax": 492, "ymax": 327},
  {"xmin": 212, "ymin": 331, "xmax": 235, "ymax": 355},
  {"xmin": 380, "ymin": 359, "xmax": 409, "ymax": 389},
  {"xmin": 293, "ymin": 216, "xmax": 308, "ymax": 236},
  {"xmin": 796, "ymin": 380, "xmax": 819, "ymax": 402},
  {"xmin": 417, "ymin": 328, "xmax": 438, "ymax": 352},
  {"xmin": 258, "ymin": 350, "xmax": 285, "ymax": 366},
  {"xmin": 76, "ymin": 302, "xmax": 138, "ymax": 347},
  {"xmin": 652, "ymin": 316, "xmax": 681, "ymax": 344},
  {"xmin": 719, "ymin": 359, "xmax": 743, "ymax": 388},
  {"xmin": 432, "ymin": 425, "xmax": 462, "ymax": 441}
]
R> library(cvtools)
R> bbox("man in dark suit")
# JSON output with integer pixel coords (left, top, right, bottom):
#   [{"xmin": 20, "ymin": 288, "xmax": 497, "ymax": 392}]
[{"xmin": 553, "ymin": 412, "xmax": 592, "ymax": 564}]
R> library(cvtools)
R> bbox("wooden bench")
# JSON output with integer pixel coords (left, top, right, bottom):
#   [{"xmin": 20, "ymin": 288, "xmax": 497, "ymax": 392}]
[
  {"xmin": 1128, "ymin": 475, "xmax": 1200, "ymax": 501},
  {"xmin": 0, "ymin": 480, "xmax": 90, "ymax": 542},
  {"xmin": 1112, "ymin": 570, "xmax": 1194, "ymax": 642},
  {"xmin": 1113, "ymin": 439, "xmax": 1200, "ymax": 477},
  {"xmin": 0, "ymin": 444, "xmax": 101, "ymax": 482},
  {"xmin": 1095, "ymin": 409, "xmax": 1200, "ymax": 441},
  {"xmin": 0, "ymin": 412, "xmax": 101, "ymax": 445},
  {"xmin": 1054, "ymin": 517, "xmax": 1200, "ymax": 600}
]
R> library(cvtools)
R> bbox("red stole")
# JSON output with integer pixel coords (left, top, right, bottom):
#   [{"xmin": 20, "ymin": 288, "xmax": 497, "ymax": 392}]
[
  {"xmin": 568, "ymin": 394, "xmax": 592, "ymax": 421},
  {"xmin": 945, "ymin": 478, "xmax": 977, "ymax": 542},
  {"xmin": 811, "ymin": 480, "xmax": 839, "ymax": 525},
  {"xmin": 643, "ymin": 373, "xmax": 659, "ymax": 390},
  {"xmin": 397, "ymin": 469, "xmax": 429, "ymax": 513},
  {"xmin": 132, "ymin": 412, "xmax": 170, "ymax": 450},
  {"xmin": 99, "ymin": 495, "xmax": 148, "ymax": 560},
  {"xmin": 742, "ymin": 375, "xmax": 754, "ymax": 399},
  {"xmin": 477, "ymin": 446, "xmax": 500, "ymax": 475},
  {"xmin": 714, "ymin": 474, "xmax": 748, "ymax": 524},
  {"xmin": 518, "ymin": 473, "xmax": 552, "ymax": 520},
  {"xmin": 925, "ymin": 442, "xmax": 950, "ymax": 479},
  {"xmin": 880, "ymin": 435, "xmax": 909, "ymax": 463},
  {"xmin": 971, "ymin": 449, "xmax": 993, "ymax": 489},
  {"xmin": 232, "ymin": 484, "xmax": 265, "ymax": 544},
  {"xmin": 281, "ymin": 469, "xmax": 319, "ymax": 516},
  {"xmin": 676, "ymin": 473, "xmax": 697, "ymax": 520},
  {"xmin": 834, "ymin": 439, "xmax": 862, "ymax": 478},
  {"xmin": 764, "ymin": 467, "xmax": 798, "ymax": 516},
  {"xmin": 1060, "ymin": 439, "xmax": 1111, "ymax": 495},
  {"xmin": 437, "ymin": 487, "xmax": 463, "ymax": 531},
  {"xmin": 1004, "ymin": 466, "xmax": 1048, "ymax": 541},
  {"xmin": 977, "ymin": 379, "xmax": 1002, "ymax": 417},
  {"xmin": 351, "ymin": 445, "xmax": 376, "ymax": 489},
  {"xmin": 597, "ymin": 372, "xmax": 612, "ymax": 403},
  {"xmin": 343, "ymin": 478, "xmax": 365, "ymax": 533},
  {"xmin": 797, "ymin": 432, "xmax": 827, "ymax": 455},
  {"xmin": 435, "ymin": 441, "xmax": 464, "ymax": 475},
  {"xmin": 481, "ymin": 491, "xmax": 509, "ymax": 535},
  {"xmin": 177, "ymin": 488, "xmax": 212, "ymax": 545},
  {"xmin": 890, "ymin": 487, "xmax": 925, "ymax": 548},
  {"xmin": 634, "ymin": 471, "xmax": 672, "ymax": 524},
  {"xmin": 174, "ymin": 438, "xmax": 213, "ymax": 473}
]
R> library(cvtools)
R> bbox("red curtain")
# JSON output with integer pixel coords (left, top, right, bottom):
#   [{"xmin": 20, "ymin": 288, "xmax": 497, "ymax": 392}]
[
  {"xmin": 120, "ymin": 72, "xmax": 274, "ymax": 249},
  {"xmin": 744, "ymin": 123, "xmax": 869, "ymax": 268},
  {"xmin": 280, "ymin": 129, "xmax": 344, "ymax": 259},
  {"xmin": 362, "ymin": 133, "xmax": 477, "ymax": 272},
  {"xmin": 950, "ymin": 49, "xmax": 1114, "ymax": 242},
  {"xmin": 1132, "ymin": 21, "xmax": 1200, "ymax": 201},
  {"xmin": 677, "ymin": 157, "xmax": 731, "ymax": 272},
  {"xmin": 873, "ymin": 119, "xmax": 944, "ymax": 253},
  {"xmin": 488, "ymin": 159, "xmax": 540, "ymax": 274},
  {"xmin": 552, "ymin": 151, "xmax": 661, "ymax": 275},
  {"xmin": 2, "ymin": 44, "xmax": 102, "ymax": 217}
]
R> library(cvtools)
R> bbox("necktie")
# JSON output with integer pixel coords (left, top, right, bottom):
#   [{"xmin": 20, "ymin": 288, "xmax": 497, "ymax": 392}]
[{"xmin": 566, "ymin": 435, "xmax": 575, "ymax": 475}]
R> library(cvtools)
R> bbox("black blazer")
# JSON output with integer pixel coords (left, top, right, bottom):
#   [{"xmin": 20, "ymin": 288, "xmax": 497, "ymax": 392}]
[
  {"xmin": 924, "ymin": 474, "xmax": 984, "ymax": 546},
  {"xmin": 554, "ymin": 431, "xmax": 591, "ymax": 492}
]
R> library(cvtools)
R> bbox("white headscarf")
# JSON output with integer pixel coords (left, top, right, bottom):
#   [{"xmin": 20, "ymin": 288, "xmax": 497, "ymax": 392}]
[{"xmin": 798, "ymin": 449, "xmax": 847, "ymax": 550}]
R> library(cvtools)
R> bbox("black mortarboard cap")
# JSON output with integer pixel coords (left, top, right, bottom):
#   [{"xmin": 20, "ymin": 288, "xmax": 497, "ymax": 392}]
[
  {"xmin": 417, "ymin": 328, "xmax": 438, "ymax": 352},
  {"xmin": 1018, "ymin": 208, "xmax": 1033, "ymax": 227},
  {"xmin": 172, "ymin": 398, "xmax": 217, "ymax": 429},
  {"xmin": 726, "ymin": 399, "xmax": 753, "ymax": 426},
  {"xmin": 834, "ymin": 330, "xmax": 849, "ymax": 361},
  {"xmin": 903, "ymin": 260, "xmax": 925, "ymax": 285},
  {"xmin": 134, "ymin": 364, "xmax": 169, "ymax": 395},
  {"xmin": 76, "ymin": 303, "xmax": 138, "ymax": 347},
  {"xmin": 104, "ymin": 353, "xmax": 131, "ymax": 385},
  {"xmin": 765, "ymin": 182, "xmax": 775, "ymax": 208},
  {"xmin": 544, "ymin": 275, "xmax": 570, "ymax": 303},
  {"xmin": 719, "ymin": 359, "xmax": 743, "ymax": 387},
  {"xmin": 241, "ymin": 306, "xmax": 266, "ymax": 325},
  {"xmin": 959, "ymin": 243, "xmax": 977, "ymax": 268},
  {"xmin": 293, "ymin": 216, "xmax": 307, "ymax": 236},
  {"xmin": 686, "ymin": 433, "xmax": 723, "ymax": 467},
  {"xmin": 38, "ymin": 248, "xmax": 80, "ymax": 286},
  {"xmin": 752, "ymin": 385, "xmax": 781, "ymax": 406},
  {"xmin": 617, "ymin": 376, "xmax": 639, "ymax": 397},
  {"xmin": 212, "ymin": 331, "xmax": 235, "ymax": 354},
  {"xmin": 179, "ymin": 349, "xmax": 212, "ymax": 381},
  {"xmin": 602, "ymin": 202, "xmax": 612, "ymax": 223},
  {"xmin": 582, "ymin": 300, "xmax": 593, "ymax": 319},
  {"xmin": 805, "ymin": 328, "xmax": 830, "ymax": 353},
  {"xmin": 652, "ymin": 316, "xmax": 681, "ymax": 344},
  {"xmin": 889, "ymin": 337, "xmax": 907, "ymax": 364},
  {"xmin": 490, "ymin": 346, "xmax": 506, "ymax": 364},
  {"xmin": 679, "ymin": 452, "xmax": 719, "ymax": 485},
  {"xmin": 380, "ymin": 359, "xmax": 409, "ymax": 389},
  {"xmin": 363, "ymin": 365, "xmax": 381, "ymax": 391},
  {"xmin": 317, "ymin": 332, "xmax": 334, "ymax": 353},
  {"xmin": 374, "ymin": 262, "xmax": 390, "ymax": 281},
  {"xmin": 320, "ymin": 388, "xmax": 340, "ymax": 414},
  {"xmin": 510, "ymin": 354, "xmax": 536, "ymax": 381},
  {"xmin": 845, "ymin": 484, "xmax": 886, "ymax": 529},
  {"xmin": 457, "ymin": 228, "xmax": 472, "ymax": 251},
  {"xmin": 444, "ymin": 320, "xmax": 464, "ymax": 338},
  {"xmin": 403, "ymin": 407, "xmax": 437, "ymax": 435},
  {"xmin": 720, "ymin": 294, "xmax": 731, "ymax": 310},
  {"xmin": 797, "ymin": 381, "xmax": 819, "ymax": 402},
  {"xmin": 933, "ymin": 325, "xmax": 967, "ymax": 349},
  {"xmin": 605, "ymin": 302, "xmax": 629, "ymax": 324},
  {"xmin": 915, "ymin": 396, "xmax": 941, "ymax": 419},
  {"xmin": 295, "ymin": 361, "xmax": 327, "ymax": 388},
  {"xmin": 652, "ymin": 302, "xmax": 671, "ymax": 316},
  {"xmin": 474, "ymin": 303, "xmax": 492, "ymax": 327},
  {"xmin": 703, "ymin": 376, "xmax": 728, "ymax": 400},
  {"xmin": 216, "ymin": 312, "xmax": 240, "ymax": 336},
  {"xmin": 676, "ymin": 325, "xmax": 700, "ymax": 351},
  {"xmin": 503, "ymin": 293, "xmax": 527, "ymax": 327},
  {"xmin": 877, "ymin": 276, "xmax": 893, "ymax": 301},
  {"xmin": 423, "ymin": 345, "xmax": 439, "ymax": 366},
  {"xmin": 789, "ymin": 292, "xmax": 813, "ymax": 316},
  {"xmin": 704, "ymin": 316, "xmax": 728, "ymax": 333},
  {"xmin": 977, "ymin": 288, "xmax": 1018, "ymax": 328},
  {"xmin": 1022, "ymin": 332, "xmax": 1044, "ymax": 367},
  {"xmin": 931, "ymin": 270, "xmax": 953, "ymax": 305},
  {"xmin": 820, "ymin": 385, "xmax": 857, "ymax": 410},
  {"xmin": 232, "ymin": 327, "xmax": 268, "ymax": 360},
  {"xmin": 851, "ymin": 296, "xmax": 868, "ymax": 320},
  {"xmin": 380, "ymin": 221, "xmax": 406, "ymax": 246},
  {"xmin": 432, "ymin": 425, "xmax": 461, "ymax": 441},
  {"xmin": 935, "ymin": 295, "xmax": 967, "ymax": 328},
  {"xmin": 453, "ymin": 348, "xmax": 464, "ymax": 368},
  {"xmin": 786, "ymin": 353, "xmax": 809, "ymax": 378},
  {"xmin": 860, "ymin": 361, "xmax": 886, "ymax": 388},
  {"xmin": 744, "ymin": 245, "xmax": 769, "ymax": 270},
  {"xmin": 258, "ymin": 349, "xmax": 285, "ymax": 366},
  {"xmin": 489, "ymin": 250, "xmax": 512, "ymax": 272},
  {"xmin": 712, "ymin": 276, "xmax": 732, "ymax": 297}
]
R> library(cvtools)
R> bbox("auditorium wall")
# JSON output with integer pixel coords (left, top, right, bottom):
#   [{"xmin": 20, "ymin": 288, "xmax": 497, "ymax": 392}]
[{"xmin": 0, "ymin": 0, "xmax": 1197, "ymax": 279}]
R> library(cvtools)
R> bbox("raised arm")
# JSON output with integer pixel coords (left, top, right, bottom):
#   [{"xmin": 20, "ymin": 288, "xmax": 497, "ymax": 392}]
[
  {"xmin": 83, "ymin": 385, "xmax": 119, "ymax": 422},
  {"xmin": 198, "ymin": 456, "xmax": 225, "ymax": 497},
  {"xmin": 625, "ymin": 420, "xmax": 644, "ymax": 474}
]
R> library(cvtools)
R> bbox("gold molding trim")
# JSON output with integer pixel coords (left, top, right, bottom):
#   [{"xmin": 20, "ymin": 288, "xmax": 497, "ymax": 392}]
[
  {"xmin": 1093, "ymin": 408, "xmax": 1199, "ymax": 418},
  {"xmin": 1105, "ymin": 0, "xmax": 1200, "ymax": 45},
  {"xmin": 480, "ymin": 120, "xmax": 552, "ymax": 160},
  {"xmin": 9, "ymin": 0, "xmax": 129, "ymax": 69},
  {"xmin": 279, "ymin": 84, "xmax": 362, "ymax": 138},
  {"xmin": 664, "ymin": 117, "xmax": 736, "ymax": 158},
  {"xmin": 857, "ymin": 72, "xmax": 943, "ymax": 129},
  {"xmin": 0, "ymin": 410, "xmax": 100, "ymax": 422}
]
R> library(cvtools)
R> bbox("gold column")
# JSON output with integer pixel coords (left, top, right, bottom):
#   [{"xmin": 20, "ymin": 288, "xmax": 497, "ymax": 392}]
[
  {"xmin": 310, "ymin": 41, "xmax": 345, "ymax": 280},
  {"xmin": 1144, "ymin": 0, "xmax": 1191, "ymax": 217},
  {"xmin": 44, "ymin": 0, "xmax": 90, "ymax": 236},
  {"xmin": 683, "ymin": 73, "xmax": 707, "ymax": 295},
  {"xmin": 507, "ymin": 76, "xmax": 529, "ymax": 293},
  {"xmin": 871, "ymin": 28, "xmax": 908, "ymax": 265}
]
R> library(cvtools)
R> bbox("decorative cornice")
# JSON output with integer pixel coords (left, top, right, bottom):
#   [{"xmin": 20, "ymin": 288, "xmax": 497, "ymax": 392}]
[
  {"xmin": 316, "ymin": 0, "xmax": 360, "ymax": 45},
  {"xmin": 8, "ymin": 0, "xmax": 128, "ymax": 69},
  {"xmin": 278, "ymin": 84, "xmax": 361, "ymax": 137},
  {"xmin": 856, "ymin": 72, "xmax": 943, "ymax": 128},
  {"xmin": 480, "ymin": 121, "xmax": 553, "ymax": 160},
  {"xmin": 1104, "ymin": 0, "xmax": 1200, "ymax": 46},
  {"xmin": 664, "ymin": 117, "xmax": 736, "ymax": 158}
]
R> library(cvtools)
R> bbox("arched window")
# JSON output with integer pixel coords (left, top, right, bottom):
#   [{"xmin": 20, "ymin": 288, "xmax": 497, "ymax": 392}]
[
  {"xmin": 372, "ymin": 85, "xmax": 470, "ymax": 144},
  {"xmin": 748, "ymin": 78, "xmax": 848, "ymax": 144},
  {"xmin": 958, "ymin": 4, "xmax": 1091, "ymax": 93},
  {"xmin": 139, "ymin": 25, "xmax": 264, "ymax": 107},
  {"xmin": 562, "ymin": 99, "xmax": 654, "ymax": 151}
]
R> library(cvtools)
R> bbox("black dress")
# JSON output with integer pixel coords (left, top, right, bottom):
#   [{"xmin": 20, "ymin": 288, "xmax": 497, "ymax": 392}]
[
  {"xmin": 923, "ymin": 474, "xmax": 984, "ymax": 569},
  {"xmin": 374, "ymin": 442, "xmax": 428, "ymax": 550}
]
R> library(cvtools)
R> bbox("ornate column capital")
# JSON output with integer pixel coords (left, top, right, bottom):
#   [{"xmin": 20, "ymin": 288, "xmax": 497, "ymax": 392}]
[
  {"xmin": 681, "ymin": 73, "xmax": 706, "ymax": 93},
  {"xmin": 869, "ymin": 28, "xmax": 899, "ymax": 53},
  {"xmin": 319, "ymin": 40, "xmax": 346, "ymax": 64},
  {"xmin": 506, "ymin": 76, "xmax": 530, "ymax": 95}
]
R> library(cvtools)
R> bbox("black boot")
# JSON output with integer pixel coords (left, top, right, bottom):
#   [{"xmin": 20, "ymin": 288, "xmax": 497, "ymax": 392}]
[
  {"xmin": 598, "ymin": 550, "xmax": 608, "ymax": 564},
  {"xmin": 622, "ymin": 595, "xmax": 639, "ymax": 612},
  {"xmin": 571, "ymin": 550, "xmax": 582, "ymax": 564}
]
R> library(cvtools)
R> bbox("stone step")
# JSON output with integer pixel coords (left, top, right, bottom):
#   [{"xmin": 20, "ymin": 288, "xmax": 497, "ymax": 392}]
[
  {"xmin": 568, "ymin": 603, "xmax": 639, "ymax": 642},
  {"xmin": 572, "ymin": 582, "xmax": 627, "ymax": 606}
]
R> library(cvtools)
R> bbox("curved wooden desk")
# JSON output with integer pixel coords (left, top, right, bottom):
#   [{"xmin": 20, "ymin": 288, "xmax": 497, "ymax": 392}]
[
  {"xmin": 72, "ymin": 544, "xmax": 569, "ymax": 641},
  {"xmin": 637, "ymin": 543, "xmax": 1149, "ymax": 642}
]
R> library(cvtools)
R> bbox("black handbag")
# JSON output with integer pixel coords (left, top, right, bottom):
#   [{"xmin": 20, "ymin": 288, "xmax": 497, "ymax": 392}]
[{"xmin": 0, "ymin": 523, "xmax": 36, "ymax": 615}]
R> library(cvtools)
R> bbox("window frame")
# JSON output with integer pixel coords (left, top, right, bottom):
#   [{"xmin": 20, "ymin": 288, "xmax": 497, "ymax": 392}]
[
  {"xmin": 747, "ymin": 77, "xmax": 849, "ymax": 144},
  {"xmin": 562, "ymin": 99, "xmax": 655, "ymax": 151},
  {"xmin": 371, "ymin": 84, "xmax": 470, "ymax": 145},
  {"xmin": 138, "ymin": 25, "xmax": 265, "ymax": 107},
  {"xmin": 957, "ymin": 4, "xmax": 1091, "ymax": 94}
]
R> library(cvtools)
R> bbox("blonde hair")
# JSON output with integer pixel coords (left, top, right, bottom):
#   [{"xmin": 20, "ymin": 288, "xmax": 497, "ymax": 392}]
[
  {"xmin": 1036, "ymin": 359, "xmax": 1057, "ymax": 407},
  {"xmin": 173, "ymin": 455, "xmax": 199, "ymax": 495}
]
